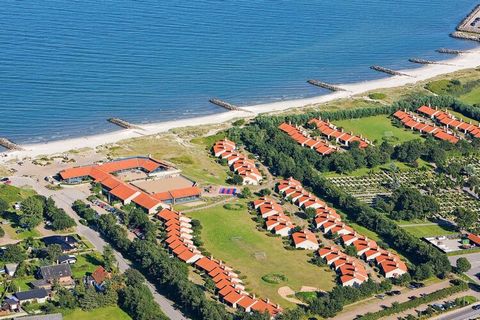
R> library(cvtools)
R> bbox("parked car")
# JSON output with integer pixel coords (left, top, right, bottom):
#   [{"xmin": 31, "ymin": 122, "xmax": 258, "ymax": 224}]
[
  {"xmin": 0, "ymin": 177, "xmax": 9, "ymax": 182},
  {"xmin": 472, "ymin": 304, "xmax": 480, "ymax": 310},
  {"xmin": 376, "ymin": 294, "xmax": 385, "ymax": 300}
]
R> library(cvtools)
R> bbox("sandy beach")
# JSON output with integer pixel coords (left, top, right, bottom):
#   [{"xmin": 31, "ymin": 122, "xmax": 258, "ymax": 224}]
[{"xmin": 2, "ymin": 47, "xmax": 480, "ymax": 163}]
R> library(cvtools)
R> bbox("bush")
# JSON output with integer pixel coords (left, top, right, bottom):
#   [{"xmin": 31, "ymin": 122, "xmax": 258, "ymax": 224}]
[
  {"xmin": 223, "ymin": 203, "xmax": 245, "ymax": 211},
  {"xmin": 368, "ymin": 92, "xmax": 387, "ymax": 100},
  {"xmin": 261, "ymin": 273, "xmax": 287, "ymax": 284}
]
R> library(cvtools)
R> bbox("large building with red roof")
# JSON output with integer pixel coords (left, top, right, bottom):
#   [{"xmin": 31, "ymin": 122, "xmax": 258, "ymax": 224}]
[{"xmin": 59, "ymin": 156, "xmax": 201, "ymax": 213}]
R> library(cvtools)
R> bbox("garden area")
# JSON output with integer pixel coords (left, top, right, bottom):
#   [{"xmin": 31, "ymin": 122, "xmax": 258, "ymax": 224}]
[{"xmin": 188, "ymin": 198, "xmax": 335, "ymax": 307}]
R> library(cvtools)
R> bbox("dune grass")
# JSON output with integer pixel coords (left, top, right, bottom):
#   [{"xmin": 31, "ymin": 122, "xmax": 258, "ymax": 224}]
[{"xmin": 189, "ymin": 199, "xmax": 335, "ymax": 308}]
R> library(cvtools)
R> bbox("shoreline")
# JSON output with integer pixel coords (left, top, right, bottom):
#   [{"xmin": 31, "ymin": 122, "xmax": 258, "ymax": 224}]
[{"xmin": 2, "ymin": 46, "xmax": 480, "ymax": 163}]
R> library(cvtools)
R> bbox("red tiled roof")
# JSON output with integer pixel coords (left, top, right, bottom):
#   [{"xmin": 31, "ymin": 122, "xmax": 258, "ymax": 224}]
[
  {"xmin": 132, "ymin": 192, "xmax": 162, "ymax": 210},
  {"xmin": 91, "ymin": 266, "xmax": 111, "ymax": 284},
  {"xmin": 110, "ymin": 184, "xmax": 138, "ymax": 201}
]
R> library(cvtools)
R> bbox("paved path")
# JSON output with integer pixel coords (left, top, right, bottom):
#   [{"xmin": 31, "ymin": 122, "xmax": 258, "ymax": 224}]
[
  {"xmin": 449, "ymin": 253, "xmax": 480, "ymax": 285},
  {"xmin": 11, "ymin": 177, "xmax": 189, "ymax": 320},
  {"xmin": 335, "ymin": 280, "xmax": 451, "ymax": 320}
]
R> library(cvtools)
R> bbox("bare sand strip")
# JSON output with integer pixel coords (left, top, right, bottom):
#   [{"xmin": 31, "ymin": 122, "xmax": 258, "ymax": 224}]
[{"xmin": 2, "ymin": 47, "xmax": 480, "ymax": 163}]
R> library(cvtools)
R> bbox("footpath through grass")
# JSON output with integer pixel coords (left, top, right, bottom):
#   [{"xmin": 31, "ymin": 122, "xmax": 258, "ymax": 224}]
[
  {"xmin": 334, "ymin": 115, "xmax": 420, "ymax": 145},
  {"xmin": 189, "ymin": 199, "xmax": 335, "ymax": 307}
]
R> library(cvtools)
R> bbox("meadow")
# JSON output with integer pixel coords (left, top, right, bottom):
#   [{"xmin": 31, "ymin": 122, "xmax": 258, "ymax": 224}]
[{"xmin": 189, "ymin": 198, "xmax": 335, "ymax": 307}]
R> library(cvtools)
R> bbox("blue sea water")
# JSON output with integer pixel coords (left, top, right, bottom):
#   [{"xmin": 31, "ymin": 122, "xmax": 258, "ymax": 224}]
[{"xmin": 1, "ymin": 0, "xmax": 479, "ymax": 144}]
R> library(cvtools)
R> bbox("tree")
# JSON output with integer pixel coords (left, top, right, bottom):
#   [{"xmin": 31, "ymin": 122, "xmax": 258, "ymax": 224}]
[
  {"xmin": 103, "ymin": 244, "xmax": 117, "ymax": 273},
  {"xmin": 2, "ymin": 244, "xmax": 27, "ymax": 263},
  {"xmin": 456, "ymin": 257, "xmax": 471, "ymax": 273},
  {"xmin": 258, "ymin": 188, "xmax": 271, "ymax": 196},
  {"xmin": 345, "ymin": 245, "xmax": 357, "ymax": 257},
  {"xmin": 454, "ymin": 208, "xmax": 477, "ymax": 231},
  {"xmin": 241, "ymin": 187, "xmax": 252, "ymax": 199},
  {"xmin": 231, "ymin": 174, "xmax": 243, "ymax": 185},
  {"xmin": 20, "ymin": 196, "xmax": 43, "ymax": 229},
  {"xmin": 123, "ymin": 269, "xmax": 145, "ymax": 287},
  {"xmin": 46, "ymin": 244, "xmax": 63, "ymax": 263},
  {"xmin": 0, "ymin": 226, "xmax": 4, "ymax": 238},
  {"xmin": 57, "ymin": 288, "xmax": 77, "ymax": 309},
  {"xmin": 0, "ymin": 199, "xmax": 8, "ymax": 214},
  {"xmin": 332, "ymin": 153, "xmax": 356, "ymax": 173}
]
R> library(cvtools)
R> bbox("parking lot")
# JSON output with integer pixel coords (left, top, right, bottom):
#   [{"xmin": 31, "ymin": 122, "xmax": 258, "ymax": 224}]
[{"xmin": 449, "ymin": 252, "xmax": 480, "ymax": 284}]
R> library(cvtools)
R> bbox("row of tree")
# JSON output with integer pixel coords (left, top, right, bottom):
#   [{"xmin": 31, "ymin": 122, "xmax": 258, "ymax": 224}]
[
  {"xmin": 17, "ymin": 195, "xmax": 76, "ymax": 230},
  {"xmin": 73, "ymin": 200, "xmax": 232, "ymax": 320}
]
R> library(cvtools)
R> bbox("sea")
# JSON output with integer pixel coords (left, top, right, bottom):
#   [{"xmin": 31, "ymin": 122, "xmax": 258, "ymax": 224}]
[{"xmin": 1, "ymin": 0, "xmax": 479, "ymax": 145}]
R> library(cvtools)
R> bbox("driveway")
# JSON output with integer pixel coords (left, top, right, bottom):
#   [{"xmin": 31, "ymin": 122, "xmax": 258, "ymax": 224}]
[{"xmin": 10, "ymin": 176, "xmax": 189, "ymax": 320}]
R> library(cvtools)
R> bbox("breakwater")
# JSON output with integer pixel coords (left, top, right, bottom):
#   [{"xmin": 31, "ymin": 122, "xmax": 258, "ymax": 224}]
[
  {"xmin": 307, "ymin": 80, "xmax": 345, "ymax": 92},
  {"xmin": 0, "ymin": 138, "xmax": 22, "ymax": 150},
  {"xmin": 370, "ymin": 65, "xmax": 410, "ymax": 77},
  {"xmin": 209, "ymin": 98, "xmax": 241, "ymax": 111},
  {"xmin": 436, "ymin": 48, "xmax": 465, "ymax": 54},
  {"xmin": 107, "ymin": 118, "xmax": 140, "ymax": 129}
]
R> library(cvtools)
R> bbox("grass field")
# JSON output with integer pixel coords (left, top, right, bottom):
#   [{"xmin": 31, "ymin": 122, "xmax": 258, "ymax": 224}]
[
  {"xmin": 0, "ymin": 184, "xmax": 36, "ymax": 205},
  {"xmin": 333, "ymin": 115, "xmax": 421, "ymax": 145},
  {"xmin": 62, "ymin": 306, "xmax": 131, "ymax": 320},
  {"xmin": 71, "ymin": 252, "xmax": 104, "ymax": 279},
  {"xmin": 323, "ymin": 159, "xmax": 431, "ymax": 178},
  {"xmin": 189, "ymin": 199, "xmax": 335, "ymax": 307},
  {"xmin": 459, "ymin": 87, "xmax": 480, "ymax": 105},
  {"xmin": 400, "ymin": 223, "xmax": 457, "ymax": 238},
  {"xmin": 101, "ymin": 134, "xmax": 228, "ymax": 185}
]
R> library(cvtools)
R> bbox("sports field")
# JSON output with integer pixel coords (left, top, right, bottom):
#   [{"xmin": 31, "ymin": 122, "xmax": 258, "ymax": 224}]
[
  {"xmin": 334, "ymin": 115, "xmax": 420, "ymax": 144},
  {"xmin": 189, "ymin": 199, "xmax": 335, "ymax": 307}
]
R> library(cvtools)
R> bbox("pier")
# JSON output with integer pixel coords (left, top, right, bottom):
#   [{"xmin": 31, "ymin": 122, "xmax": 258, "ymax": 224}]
[
  {"xmin": 436, "ymin": 48, "xmax": 465, "ymax": 55},
  {"xmin": 107, "ymin": 118, "xmax": 140, "ymax": 129},
  {"xmin": 452, "ymin": 5, "xmax": 480, "ymax": 42},
  {"xmin": 307, "ymin": 80, "xmax": 345, "ymax": 92},
  {"xmin": 0, "ymin": 138, "xmax": 22, "ymax": 151},
  {"xmin": 370, "ymin": 65, "xmax": 410, "ymax": 77},
  {"xmin": 209, "ymin": 98, "xmax": 241, "ymax": 111}
]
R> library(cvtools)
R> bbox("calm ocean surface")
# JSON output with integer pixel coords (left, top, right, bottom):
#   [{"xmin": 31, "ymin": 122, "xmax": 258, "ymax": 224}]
[{"xmin": 1, "ymin": 1, "xmax": 479, "ymax": 144}]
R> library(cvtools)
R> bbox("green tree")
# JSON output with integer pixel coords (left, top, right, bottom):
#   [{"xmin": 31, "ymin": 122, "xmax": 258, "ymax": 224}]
[
  {"xmin": 231, "ymin": 174, "xmax": 243, "ymax": 185},
  {"xmin": 455, "ymin": 208, "xmax": 477, "ymax": 231},
  {"xmin": 345, "ymin": 245, "xmax": 357, "ymax": 257},
  {"xmin": 241, "ymin": 187, "xmax": 252, "ymax": 199},
  {"xmin": 0, "ymin": 199, "xmax": 9, "ymax": 214},
  {"xmin": 456, "ymin": 257, "xmax": 471, "ymax": 273},
  {"xmin": 20, "ymin": 196, "xmax": 44, "ymax": 229},
  {"xmin": 46, "ymin": 244, "xmax": 63, "ymax": 263},
  {"xmin": 103, "ymin": 244, "xmax": 117, "ymax": 273},
  {"xmin": 2, "ymin": 244, "xmax": 27, "ymax": 263}
]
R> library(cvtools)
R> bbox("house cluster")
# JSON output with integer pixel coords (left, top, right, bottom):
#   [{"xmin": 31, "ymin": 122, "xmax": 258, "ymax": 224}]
[
  {"xmin": 213, "ymin": 139, "xmax": 263, "ymax": 185},
  {"xmin": 157, "ymin": 208, "xmax": 281, "ymax": 317},
  {"xmin": 318, "ymin": 246, "xmax": 368, "ymax": 287},
  {"xmin": 278, "ymin": 177, "xmax": 408, "ymax": 280},
  {"xmin": 252, "ymin": 196, "xmax": 320, "ymax": 250},
  {"xmin": 278, "ymin": 122, "xmax": 336, "ymax": 156},
  {"xmin": 252, "ymin": 197, "xmax": 294, "ymax": 237},
  {"xmin": 308, "ymin": 118, "xmax": 370, "ymax": 148},
  {"xmin": 2, "ymin": 264, "xmax": 75, "ymax": 315},
  {"xmin": 417, "ymin": 105, "xmax": 480, "ymax": 139},
  {"xmin": 59, "ymin": 157, "xmax": 201, "ymax": 214},
  {"xmin": 393, "ymin": 110, "xmax": 459, "ymax": 144}
]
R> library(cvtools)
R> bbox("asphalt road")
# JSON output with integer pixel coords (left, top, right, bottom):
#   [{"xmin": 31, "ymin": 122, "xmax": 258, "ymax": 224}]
[
  {"xmin": 432, "ymin": 304, "xmax": 480, "ymax": 320},
  {"xmin": 11, "ymin": 177, "xmax": 188, "ymax": 320}
]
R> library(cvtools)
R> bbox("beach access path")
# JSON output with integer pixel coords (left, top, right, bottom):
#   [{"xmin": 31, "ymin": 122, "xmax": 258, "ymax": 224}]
[
  {"xmin": 2, "ymin": 46, "xmax": 480, "ymax": 163},
  {"xmin": 9, "ymin": 176, "xmax": 189, "ymax": 320}
]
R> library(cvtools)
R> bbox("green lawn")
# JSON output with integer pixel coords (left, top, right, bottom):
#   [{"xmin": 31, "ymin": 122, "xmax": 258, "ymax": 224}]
[
  {"xmin": 71, "ymin": 252, "xmax": 104, "ymax": 279},
  {"xmin": 459, "ymin": 87, "xmax": 480, "ymax": 105},
  {"xmin": 189, "ymin": 199, "xmax": 335, "ymax": 307},
  {"xmin": 0, "ymin": 184, "xmax": 36, "ymax": 206},
  {"xmin": 323, "ymin": 159, "xmax": 431, "ymax": 178},
  {"xmin": 334, "ymin": 115, "xmax": 421, "ymax": 145},
  {"xmin": 62, "ymin": 306, "xmax": 131, "ymax": 320},
  {"xmin": 400, "ymin": 223, "xmax": 457, "ymax": 238}
]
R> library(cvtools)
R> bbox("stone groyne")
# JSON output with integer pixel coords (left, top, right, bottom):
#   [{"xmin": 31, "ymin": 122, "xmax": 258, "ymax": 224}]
[
  {"xmin": 370, "ymin": 65, "xmax": 410, "ymax": 77},
  {"xmin": 0, "ymin": 138, "xmax": 22, "ymax": 151},
  {"xmin": 307, "ymin": 80, "xmax": 345, "ymax": 92},
  {"xmin": 209, "ymin": 98, "xmax": 241, "ymax": 111},
  {"xmin": 107, "ymin": 118, "xmax": 140, "ymax": 129}
]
